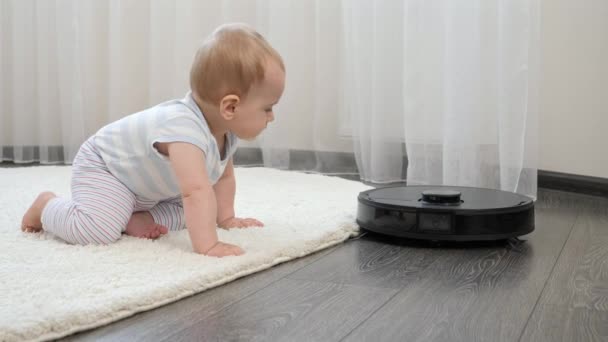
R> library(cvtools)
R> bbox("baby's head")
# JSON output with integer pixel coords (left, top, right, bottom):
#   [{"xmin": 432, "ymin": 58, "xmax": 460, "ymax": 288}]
[{"xmin": 190, "ymin": 23, "xmax": 285, "ymax": 140}]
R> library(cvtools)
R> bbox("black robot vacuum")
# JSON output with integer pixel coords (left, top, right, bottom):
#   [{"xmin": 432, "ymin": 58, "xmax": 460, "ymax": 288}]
[{"xmin": 357, "ymin": 186, "xmax": 534, "ymax": 241}]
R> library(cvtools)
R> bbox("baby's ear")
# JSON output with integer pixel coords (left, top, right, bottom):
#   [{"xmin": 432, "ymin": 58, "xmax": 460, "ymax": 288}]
[{"xmin": 220, "ymin": 95, "xmax": 240, "ymax": 120}]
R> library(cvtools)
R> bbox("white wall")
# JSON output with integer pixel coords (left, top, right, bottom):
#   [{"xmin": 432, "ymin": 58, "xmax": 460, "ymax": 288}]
[{"xmin": 539, "ymin": 0, "xmax": 608, "ymax": 178}]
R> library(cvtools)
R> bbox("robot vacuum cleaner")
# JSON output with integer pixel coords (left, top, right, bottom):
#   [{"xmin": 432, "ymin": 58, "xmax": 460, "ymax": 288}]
[{"xmin": 357, "ymin": 186, "xmax": 534, "ymax": 241}]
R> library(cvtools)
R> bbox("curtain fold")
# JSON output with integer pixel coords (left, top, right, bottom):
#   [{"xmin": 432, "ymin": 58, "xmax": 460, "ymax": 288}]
[
  {"xmin": 342, "ymin": 0, "xmax": 539, "ymax": 197},
  {"xmin": 0, "ymin": 0, "xmax": 538, "ymax": 197}
]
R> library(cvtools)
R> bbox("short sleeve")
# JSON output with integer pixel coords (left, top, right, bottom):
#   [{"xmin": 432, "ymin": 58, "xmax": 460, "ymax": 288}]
[{"xmin": 148, "ymin": 112, "xmax": 210, "ymax": 159}]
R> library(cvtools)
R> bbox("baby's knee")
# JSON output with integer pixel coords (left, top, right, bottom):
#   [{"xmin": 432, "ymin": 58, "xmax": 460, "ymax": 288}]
[
  {"xmin": 69, "ymin": 212, "xmax": 125, "ymax": 245},
  {"xmin": 98, "ymin": 228, "xmax": 122, "ymax": 244}
]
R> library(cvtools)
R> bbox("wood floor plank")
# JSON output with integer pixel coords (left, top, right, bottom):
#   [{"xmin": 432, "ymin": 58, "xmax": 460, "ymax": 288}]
[
  {"xmin": 520, "ymin": 201, "xmax": 608, "ymax": 341},
  {"xmin": 59, "ymin": 189, "xmax": 608, "ymax": 342},
  {"xmin": 286, "ymin": 236, "xmax": 439, "ymax": 289},
  {"xmin": 342, "ymin": 204, "xmax": 577, "ymax": 342},
  {"xmin": 62, "ymin": 247, "xmax": 339, "ymax": 341},
  {"xmin": 520, "ymin": 306, "xmax": 608, "ymax": 342},
  {"xmin": 526, "ymin": 204, "xmax": 608, "ymax": 310},
  {"xmin": 167, "ymin": 278, "xmax": 399, "ymax": 342}
]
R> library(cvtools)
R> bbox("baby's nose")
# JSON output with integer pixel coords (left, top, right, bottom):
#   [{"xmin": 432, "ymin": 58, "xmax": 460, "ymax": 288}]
[{"xmin": 267, "ymin": 113, "xmax": 275, "ymax": 123}]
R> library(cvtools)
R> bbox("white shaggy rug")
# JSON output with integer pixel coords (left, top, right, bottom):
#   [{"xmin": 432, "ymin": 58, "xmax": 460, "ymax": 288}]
[{"xmin": 0, "ymin": 166, "xmax": 369, "ymax": 342}]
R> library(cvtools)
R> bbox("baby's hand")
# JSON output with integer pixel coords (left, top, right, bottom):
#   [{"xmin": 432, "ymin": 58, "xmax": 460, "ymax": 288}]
[
  {"xmin": 218, "ymin": 217, "xmax": 264, "ymax": 229},
  {"xmin": 205, "ymin": 241, "xmax": 245, "ymax": 257}
]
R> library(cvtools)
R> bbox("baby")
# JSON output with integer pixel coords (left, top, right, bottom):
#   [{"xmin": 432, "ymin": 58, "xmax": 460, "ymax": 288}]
[{"xmin": 21, "ymin": 23, "xmax": 286, "ymax": 258}]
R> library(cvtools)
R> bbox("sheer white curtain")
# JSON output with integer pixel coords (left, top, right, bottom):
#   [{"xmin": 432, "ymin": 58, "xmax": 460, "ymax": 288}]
[
  {"xmin": 0, "ymin": 0, "xmax": 270, "ymax": 163},
  {"xmin": 0, "ymin": 0, "xmax": 346, "ymax": 169},
  {"xmin": 342, "ymin": 0, "xmax": 539, "ymax": 197},
  {"xmin": 0, "ymin": 0, "xmax": 538, "ymax": 197}
]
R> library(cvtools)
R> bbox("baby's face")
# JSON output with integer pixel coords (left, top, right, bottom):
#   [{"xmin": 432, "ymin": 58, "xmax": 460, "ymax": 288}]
[{"xmin": 231, "ymin": 61, "xmax": 285, "ymax": 140}]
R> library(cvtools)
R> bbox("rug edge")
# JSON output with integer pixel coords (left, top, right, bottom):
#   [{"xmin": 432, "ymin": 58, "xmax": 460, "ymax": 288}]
[{"xmin": 28, "ymin": 227, "xmax": 360, "ymax": 342}]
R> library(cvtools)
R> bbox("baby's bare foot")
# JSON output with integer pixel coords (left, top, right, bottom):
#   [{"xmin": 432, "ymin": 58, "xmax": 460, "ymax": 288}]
[
  {"xmin": 21, "ymin": 191, "xmax": 56, "ymax": 233},
  {"xmin": 125, "ymin": 211, "xmax": 168, "ymax": 239}
]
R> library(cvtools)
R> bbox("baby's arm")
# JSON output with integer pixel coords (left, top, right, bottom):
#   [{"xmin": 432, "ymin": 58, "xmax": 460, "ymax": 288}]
[
  {"xmin": 214, "ymin": 159, "xmax": 264, "ymax": 228},
  {"xmin": 214, "ymin": 158, "xmax": 236, "ymax": 225},
  {"xmin": 166, "ymin": 142, "xmax": 244, "ymax": 257}
]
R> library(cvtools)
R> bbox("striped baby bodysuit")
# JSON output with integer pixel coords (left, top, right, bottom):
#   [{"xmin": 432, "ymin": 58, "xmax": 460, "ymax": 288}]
[
  {"xmin": 40, "ymin": 92, "xmax": 239, "ymax": 245},
  {"xmin": 94, "ymin": 91, "xmax": 238, "ymax": 201}
]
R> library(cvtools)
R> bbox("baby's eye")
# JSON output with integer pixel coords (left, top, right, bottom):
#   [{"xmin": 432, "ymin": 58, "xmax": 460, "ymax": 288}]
[{"xmin": 265, "ymin": 108, "xmax": 273, "ymax": 112}]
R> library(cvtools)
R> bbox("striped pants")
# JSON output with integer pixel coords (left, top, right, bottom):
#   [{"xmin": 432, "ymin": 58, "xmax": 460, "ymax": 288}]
[{"xmin": 41, "ymin": 138, "xmax": 185, "ymax": 245}]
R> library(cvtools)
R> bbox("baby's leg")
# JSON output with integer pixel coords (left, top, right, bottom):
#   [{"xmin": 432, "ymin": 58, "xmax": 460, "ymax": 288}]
[
  {"xmin": 123, "ymin": 198, "xmax": 182, "ymax": 238},
  {"xmin": 40, "ymin": 139, "xmax": 137, "ymax": 245},
  {"xmin": 124, "ymin": 211, "xmax": 169, "ymax": 239},
  {"xmin": 148, "ymin": 197, "xmax": 185, "ymax": 231}
]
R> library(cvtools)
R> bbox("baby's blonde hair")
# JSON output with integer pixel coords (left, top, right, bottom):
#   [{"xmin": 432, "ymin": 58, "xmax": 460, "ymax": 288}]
[{"xmin": 190, "ymin": 23, "xmax": 284, "ymax": 105}]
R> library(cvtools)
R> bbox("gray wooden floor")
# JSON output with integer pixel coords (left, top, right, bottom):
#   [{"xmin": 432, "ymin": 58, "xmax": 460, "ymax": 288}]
[{"xmin": 51, "ymin": 188, "xmax": 607, "ymax": 342}]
